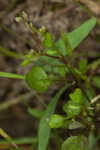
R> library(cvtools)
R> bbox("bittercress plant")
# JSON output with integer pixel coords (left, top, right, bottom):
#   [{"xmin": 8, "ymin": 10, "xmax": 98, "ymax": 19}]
[{"xmin": 0, "ymin": 15, "xmax": 99, "ymax": 150}]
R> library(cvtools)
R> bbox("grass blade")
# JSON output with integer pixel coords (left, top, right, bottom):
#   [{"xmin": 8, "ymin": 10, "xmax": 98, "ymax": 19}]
[
  {"xmin": 0, "ymin": 137, "xmax": 37, "ymax": 145},
  {"xmin": 38, "ymin": 84, "xmax": 69, "ymax": 150}
]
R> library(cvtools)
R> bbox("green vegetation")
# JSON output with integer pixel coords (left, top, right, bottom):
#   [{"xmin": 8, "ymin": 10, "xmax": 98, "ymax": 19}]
[{"xmin": 0, "ymin": 9, "xmax": 100, "ymax": 150}]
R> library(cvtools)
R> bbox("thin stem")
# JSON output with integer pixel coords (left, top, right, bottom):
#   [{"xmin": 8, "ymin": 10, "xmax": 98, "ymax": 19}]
[
  {"xmin": 91, "ymin": 95, "xmax": 100, "ymax": 104},
  {"xmin": 60, "ymin": 56, "xmax": 91, "ymax": 101},
  {"xmin": 0, "ymin": 45, "xmax": 22, "ymax": 59},
  {"xmin": 0, "ymin": 137, "xmax": 37, "ymax": 145},
  {"xmin": 43, "ymin": 53, "xmax": 59, "ymax": 60},
  {"xmin": 0, "ymin": 72, "xmax": 25, "ymax": 80}
]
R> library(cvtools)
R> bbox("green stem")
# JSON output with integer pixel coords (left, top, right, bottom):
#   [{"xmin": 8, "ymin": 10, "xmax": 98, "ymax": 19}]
[
  {"xmin": 0, "ymin": 45, "xmax": 22, "ymax": 59},
  {"xmin": 60, "ymin": 57, "xmax": 91, "ymax": 101},
  {"xmin": 0, "ymin": 72, "xmax": 25, "ymax": 80},
  {"xmin": 0, "ymin": 137, "xmax": 37, "ymax": 145}
]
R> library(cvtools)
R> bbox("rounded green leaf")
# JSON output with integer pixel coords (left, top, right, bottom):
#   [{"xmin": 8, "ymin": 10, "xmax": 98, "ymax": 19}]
[
  {"xmin": 49, "ymin": 114, "xmax": 65, "ymax": 128},
  {"xmin": 61, "ymin": 135, "xmax": 88, "ymax": 150},
  {"xmin": 25, "ymin": 66, "xmax": 51, "ymax": 92}
]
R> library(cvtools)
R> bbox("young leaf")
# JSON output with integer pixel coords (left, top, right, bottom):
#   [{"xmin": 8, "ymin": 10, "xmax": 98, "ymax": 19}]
[
  {"xmin": 63, "ymin": 101, "xmax": 82, "ymax": 117},
  {"xmin": 25, "ymin": 66, "xmax": 51, "ymax": 92},
  {"xmin": 0, "ymin": 72, "xmax": 25, "ymax": 79},
  {"xmin": 21, "ymin": 50, "xmax": 40, "ymax": 67},
  {"xmin": 44, "ymin": 48, "xmax": 57, "ymax": 56},
  {"xmin": 38, "ymin": 85, "xmax": 69, "ymax": 150},
  {"xmin": 43, "ymin": 32, "xmax": 54, "ymax": 48},
  {"xmin": 69, "ymin": 88, "xmax": 83, "ymax": 104}
]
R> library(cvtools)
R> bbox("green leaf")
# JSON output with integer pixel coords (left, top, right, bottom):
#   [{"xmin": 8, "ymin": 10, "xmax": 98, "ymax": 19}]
[
  {"xmin": 56, "ymin": 38, "xmax": 67, "ymax": 56},
  {"xmin": 56, "ymin": 18, "xmax": 96, "ymax": 56},
  {"xmin": 38, "ymin": 85, "xmax": 69, "ymax": 150},
  {"xmin": 63, "ymin": 101, "xmax": 82, "ymax": 117},
  {"xmin": 69, "ymin": 88, "xmax": 83, "ymax": 104},
  {"xmin": 92, "ymin": 76, "xmax": 100, "ymax": 88},
  {"xmin": 68, "ymin": 121, "xmax": 84, "ymax": 130},
  {"xmin": 25, "ymin": 66, "xmax": 51, "ymax": 92},
  {"xmin": 36, "ymin": 56, "xmax": 62, "ymax": 66},
  {"xmin": 58, "ymin": 66, "xmax": 66, "ymax": 77},
  {"xmin": 61, "ymin": 135, "xmax": 88, "ymax": 150},
  {"xmin": 28, "ymin": 108, "xmax": 44, "ymax": 118},
  {"xmin": 34, "ymin": 55, "xmax": 65, "ymax": 74},
  {"xmin": 68, "ymin": 17, "xmax": 97, "ymax": 50},
  {"xmin": 72, "ymin": 68, "xmax": 87, "ymax": 80},
  {"xmin": 43, "ymin": 32, "xmax": 54, "ymax": 48},
  {"xmin": 21, "ymin": 59, "xmax": 32, "ymax": 67},
  {"xmin": 49, "ymin": 114, "xmax": 65, "ymax": 128},
  {"xmin": 79, "ymin": 59, "xmax": 88, "ymax": 74},
  {"xmin": 44, "ymin": 48, "xmax": 57, "ymax": 56},
  {"xmin": 88, "ymin": 131, "xmax": 99, "ymax": 150},
  {"xmin": 21, "ymin": 51, "xmax": 40, "ymax": 67},
  {"xmin": 0, "ymin": 72, "xmax": 25, "ymax": 79}
]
